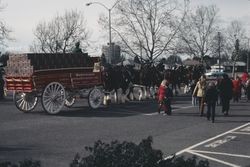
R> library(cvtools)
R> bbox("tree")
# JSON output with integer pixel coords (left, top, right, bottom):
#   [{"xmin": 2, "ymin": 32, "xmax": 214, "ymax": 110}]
[
  {"xmin": 31, "ymin": 10, "xmax": 89, "ymax": 53},
  {"xmin": 210, "ymin": 31, "xmax": 229, "ymax": 60},
  {"xmin": 100, "ymin": 0, "xmax": 189, "ymax": 64},
  {"xmin": 225, "ymin": 20, "xmax": 246, "ymax": 55},
  {"xmin": 225, "ymin": 20, "xmax": 247, "ymax": 77},
  {"xmin": 178, "ymin": 5, "xmax": 219, "ymax": 60},
  {"xmin": 0, "ymin": 0, "xmax": 11, "ymax": 48}
]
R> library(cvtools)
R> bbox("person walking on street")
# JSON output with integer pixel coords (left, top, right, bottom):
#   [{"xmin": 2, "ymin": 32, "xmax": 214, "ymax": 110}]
[
  {"xmin": 232, "ymin": 76, "xmax": 242, "ymax": 102},
  {"xmin": 205, "ymin": 82, "xmax": 218, "ymax": 123},
  {"xmin": 246, "ymin": 76, "xmax": 250, "ymax": 102},
  {"xmin": 193, "ymin": 75, "xmax": 207, "ymax": 116},
  {"xmin": 157, "ymin": 79, "xmax": 173, "ymax": 115},
  {"xmin": 218, "ymin": 74, "xmax": 233, "ymax": 116},
  {"xmin": 0, "ymin": 68, "xmax": 4, "ymax": 100},
  {"xmin": 190, "ymin": 79, "xmax": 198, "ymax": 106}
]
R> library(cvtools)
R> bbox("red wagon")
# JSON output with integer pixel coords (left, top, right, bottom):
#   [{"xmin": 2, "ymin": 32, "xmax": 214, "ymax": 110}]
[{"xmin": 5, "ymin": 53, "xmax": 104, "ymax": 114}]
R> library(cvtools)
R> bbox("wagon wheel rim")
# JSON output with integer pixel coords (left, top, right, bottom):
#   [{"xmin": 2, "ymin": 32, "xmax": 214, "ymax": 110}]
[
  {"xmin": 42, "ymin": 82, "xmax": 66, "ymax": 114},
  {"xmin": 65, "ymin": 95, "xmax": 75, "ymax": 108},
  {"xmin": 88, "ymin": 88, "xmax": 103, "ymax": 109},
  {"xmin": 14, "ymin": 92, "xmax": 38, "ymax": 112}
]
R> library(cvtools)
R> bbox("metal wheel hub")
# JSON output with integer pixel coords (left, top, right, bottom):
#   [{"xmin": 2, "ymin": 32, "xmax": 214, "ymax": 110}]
[{"xmin": 41, "ymin": 82, "xmax": 66, "ymax": 114}]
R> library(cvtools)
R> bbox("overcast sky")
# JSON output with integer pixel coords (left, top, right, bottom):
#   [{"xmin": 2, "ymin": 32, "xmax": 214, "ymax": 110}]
[{"xmin": 1, "ymin": 0, "xmax": 250, "ymax": 54}]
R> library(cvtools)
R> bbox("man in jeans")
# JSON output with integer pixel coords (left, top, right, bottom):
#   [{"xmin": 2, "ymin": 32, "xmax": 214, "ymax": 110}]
[
  {"xmin": 193, "ymin": 75, "xmax": 207, "ymax": 116},
  {"xmin": 218, "ymin": 74, "xmax": 233, "ymax": 116}
]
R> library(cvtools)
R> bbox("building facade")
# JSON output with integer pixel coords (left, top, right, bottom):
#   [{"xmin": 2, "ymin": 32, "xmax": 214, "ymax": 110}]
[{"xmin": 102, "ymin": 43, "xmax": 121, "ymax": 64}]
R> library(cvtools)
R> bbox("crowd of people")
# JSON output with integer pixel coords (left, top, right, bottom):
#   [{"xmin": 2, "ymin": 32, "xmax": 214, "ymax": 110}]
[{"xmin": 157, "ymin": 71, "xmax": 250, "ymax": 123}]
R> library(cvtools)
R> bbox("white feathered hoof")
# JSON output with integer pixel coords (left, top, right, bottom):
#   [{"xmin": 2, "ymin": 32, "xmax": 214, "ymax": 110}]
[
  {"xmin": 103, "ymin": 96, "xmax": 108, "ymax": 106},
  {"xmin": 107, "ymin": 95, "xmax": 112, "ymax": 105},
  {"xmin": 104, "ymin": 95, "xmax": 111, "ymax": 105},
  {"xmin": 139, "ymin": 94, "xmax": 142, "ymax": 101},
  {"xmin": 121, "ymin": 95, "xmax": 126, "ymax": 104},
  {"xmin": 130, "ymin": 94, "xmax": 134, "ymax": 101}
]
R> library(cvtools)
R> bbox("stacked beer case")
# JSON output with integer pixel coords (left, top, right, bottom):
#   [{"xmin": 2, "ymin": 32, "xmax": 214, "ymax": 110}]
[{"xmin": 5, "ymin": 53, "xmax": 92, "ymax": 76}]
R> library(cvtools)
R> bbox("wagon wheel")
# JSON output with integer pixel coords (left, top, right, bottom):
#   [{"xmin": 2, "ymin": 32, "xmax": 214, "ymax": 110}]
[
  {"xmin": 64, "ymin": 94, "xmax": 75, "ymax": 108},
  {"xmin": 88, "ymin": 87, "xmax": 103, "ymax": 109},
  {"xmin": 14, "ymin": 92, "xmax": 38, "ymax": 112},
  {"xmin": 41, "ymin": 82, "xmax": 66, "ymax": 114}
]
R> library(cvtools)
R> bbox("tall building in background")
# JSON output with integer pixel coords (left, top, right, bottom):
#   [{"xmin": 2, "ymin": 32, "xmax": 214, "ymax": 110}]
[{"xmin": 102, "ymin": 43, "xmax": 121, "ymax": 64}]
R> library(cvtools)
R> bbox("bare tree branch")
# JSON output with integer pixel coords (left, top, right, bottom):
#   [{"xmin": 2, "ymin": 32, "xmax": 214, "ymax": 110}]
[
  {"xmin": 31, "ymin": 10, "xmax": 90, "ymax": 53},
  {"xmin": 98, "ymin": 0, "xmax": 189, "ymax": 63},
  {"xmin": 178, "ymin": 5, "xmax": 219, "ymax": 59}
]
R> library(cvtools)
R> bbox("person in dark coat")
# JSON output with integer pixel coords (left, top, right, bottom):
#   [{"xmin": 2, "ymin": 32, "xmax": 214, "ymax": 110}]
[
  {"xmin": 218, "ymin": 74, "xmax": 233, "ymax": 116},
  {"xmin": 205, "ymin": 82, "xmax": 218, "ymax": 123},
  {"xmin": 72, "ymin": 41, "xmax": 83, "ymax": 53},
  {"xmin": 0, "ymin": 68, "xmax": 4, "ymax": 100},
  {"xmin": 164, "ymin": 82, "xmax": 174, "ymax": 115},
  {"xmin": 246, "ymin": 77, "xmax": 250, "ymax": 102}
]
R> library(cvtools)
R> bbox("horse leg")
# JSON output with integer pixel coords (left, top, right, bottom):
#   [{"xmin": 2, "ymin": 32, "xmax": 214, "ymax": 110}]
[
  {"xmin": 150, "ymin": 86, "xmax": 157, "ymax": 98},
  {"xmin": 114, "ymin": 89, "xmax": 118, "ymax": 104},
  {"xmin": 103, "ymin": 92, "xmax": 111, "ymax": 105},
  {"xmin": 173, "ymin": 84, "xmax": 178, "ymax": 96},
  {"xmin": 103, "ymin": 93, "xmax": 107, "ymax": 105},
  {"xmin": 121, "ymin": 88, "xmax": 127, "ymax": 104},
  {"xmin": 144, "ymin": 87, "xmax": 148, "ymax": 99},
  {"xmin": 138, "ymin": 87, "xmax": 143, "ymax": 101},
  {"xmin": 127, "ymin": 86, "xmax": 134, "ymax": 101}
]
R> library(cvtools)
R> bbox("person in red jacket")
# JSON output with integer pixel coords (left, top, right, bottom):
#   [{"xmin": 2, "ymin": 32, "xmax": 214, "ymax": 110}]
[
  {"xmin": 157, "ymin": 79, "xmax": 173, "ymax": 115},
  {"xmin": 232, "ymin": 76, "xmax": 242, "ymax": 102},
  {"xmin": 241, "ymin": 71, "xmax": 248, "ymax": 83}
]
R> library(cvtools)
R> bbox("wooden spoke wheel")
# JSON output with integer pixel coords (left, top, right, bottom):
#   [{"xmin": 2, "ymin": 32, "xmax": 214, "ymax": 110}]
[
  {"xmin": 42, "ymin": 82, "xmax": 66, "ymax": 114},
  {"xmin": 14, "ymin": 92, "xmax": 38, "ymax": 112},
  {"xmin": 64, "ymin": 95, "xmax": 75, "ymax": 108},
  {"xmin": 88, "ymin": 87, "xmax": 103, "ymax": 109}
]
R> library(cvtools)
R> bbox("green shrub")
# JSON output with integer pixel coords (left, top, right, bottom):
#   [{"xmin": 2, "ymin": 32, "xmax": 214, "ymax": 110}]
[{"xmin": 70, "ymin": 136, "xmax": 209, "ymax": 167}]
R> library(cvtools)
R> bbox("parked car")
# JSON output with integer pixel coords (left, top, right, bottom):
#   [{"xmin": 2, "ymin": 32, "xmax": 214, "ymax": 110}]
[
  {"xmin": 205, "ymin": 71, "xmax": 226, "ymax": 84},
  {"xmin": 205, "ymin": 71, "xmax": 226, "ymax": 78}
]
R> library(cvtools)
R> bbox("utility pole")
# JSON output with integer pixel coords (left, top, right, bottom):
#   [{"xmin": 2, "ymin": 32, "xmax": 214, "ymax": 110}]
[
  {"xmin": 218, "ymin": 32, "xmax": 221, "ymax": 72},
  {"xmin": 247, "ymin": 38, "xmax": 250, "ymax": 72},
  {"xmin": 86, "ymin": 1, "xmax": 120, "ymax": 64}
]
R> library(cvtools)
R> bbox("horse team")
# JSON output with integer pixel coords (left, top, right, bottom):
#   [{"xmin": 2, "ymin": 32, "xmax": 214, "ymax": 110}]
[{"xmin": 102, "ymin": 61, "xmax": 206, "ymax": 104}]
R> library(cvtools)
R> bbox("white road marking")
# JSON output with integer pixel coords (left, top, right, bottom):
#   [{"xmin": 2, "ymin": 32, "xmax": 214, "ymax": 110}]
[
  {"xmin": 240, "ymin": 126, "xmax": 250, "ymax": 132},
  {"xmin": 187, "ymin": 150, "xmax": 241, "ymax": 167},
  {"xmin": 176, "ymin": 123, "xmax": 250, "ymax": 155},
  {"xmin": 191, "ymin": 150, "xmax": 250, "ymax": 159},
  {"xmin": 204, "ymin": 136, "xmax": 236, "ymax": 148},
  {"xmin": 171, "ymin": 123, "xmax": 250, "ymax": 167},
  {"xmin": 231, "ymin": 132, "xmax": 250, "ymax": 135}
]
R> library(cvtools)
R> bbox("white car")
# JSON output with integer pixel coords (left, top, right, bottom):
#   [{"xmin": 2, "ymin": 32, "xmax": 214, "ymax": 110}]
[{"xmin": 205, "ymin": 71, "xmax": 226, "ymax": 84}]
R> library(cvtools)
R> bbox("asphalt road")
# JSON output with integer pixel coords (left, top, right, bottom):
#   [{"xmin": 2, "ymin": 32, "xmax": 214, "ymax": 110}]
[{"xmin": 0, "ymin": 94, "xmax": 250, "ymax": 167}]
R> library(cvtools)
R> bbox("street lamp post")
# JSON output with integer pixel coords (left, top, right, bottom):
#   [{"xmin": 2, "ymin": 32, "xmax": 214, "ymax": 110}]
[
  {"xmin": 218, "ymin": 32, "xmax": 221, "ymax": 72},
  {"xmin": 247, "ymin": 38, "xmax": 250, "ymax": 72},
  {"xmin": 86, "ymin": 1, "xmax": 120, "ymax": 64}
]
